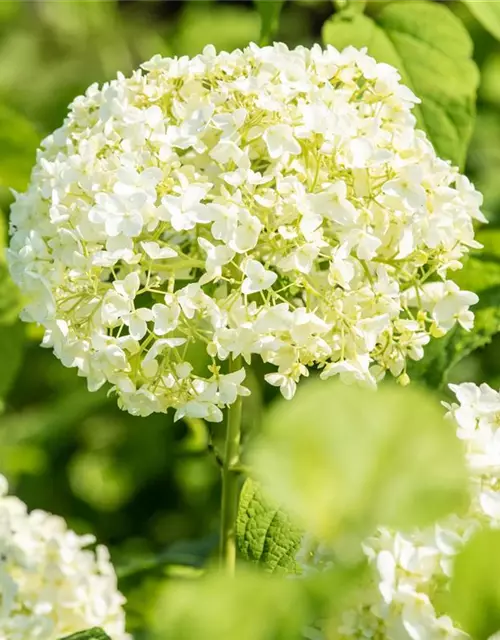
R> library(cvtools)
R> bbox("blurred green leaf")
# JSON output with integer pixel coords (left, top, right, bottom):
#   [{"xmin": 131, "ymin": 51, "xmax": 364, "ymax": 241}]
[
  {"xmin": 0, "ymin": 321, "xmax": 24, "ymax": 405},
  {"xmin": 447, "ymin": 529, "xmax": 500, "ymax": 639},
  {"xmin": 410, "ymin": 228, "xmax": 500, "ymax": 388},
  {"xmin": 0, "ymin": 264, "xmax": 23, "ymax": 325},
  {"xmin": 0, "ymin": 104, "xmax": 39, "ymax": 191},
  {"xmin": 69, "ymin": 451, "xmax": 135, "ymax": 512},
  {"xmin": 255, "ymin": 0, "xmax": 285, "ymax": 45},
  {"xmin": 173, "ymin": 4, "xmax": 260, "ymax": 56},
  {"xmin": 462, "ymin": 0, "xmax": 500, "ymax": 42},
  {"xmin": 117, "ymin": 534, "xmax": 216, "ymax": 583},
  {"xmin": 252, "ymin": 380, "xmax": 468, "ymax": 541},
  {"xmin": 322, "ymin": 0, "xmax": 479, "ymax": 167},
  {"xmin": 61, "ymin": 629, "xmax": 111, "ymax": 640},
  {"xmin": 148, "ymin": 568, "xmax": 310, "ymax": 640},
  {"xmin": 237, "ymin": 478, "xmax": 303, "ymax": 573}
]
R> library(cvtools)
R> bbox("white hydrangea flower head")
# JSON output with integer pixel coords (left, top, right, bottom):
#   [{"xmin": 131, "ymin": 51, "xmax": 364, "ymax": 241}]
[
  {"xmin": 8, "ymin": 43, "xmax": 484, "ymax": 420},
  {"xmin": 0, "ymin": 476, "xmax": 129, "ymax": 639},
  {"xmin": 299, "ymin": 382, "xmax": 500, "ymax": 639}
]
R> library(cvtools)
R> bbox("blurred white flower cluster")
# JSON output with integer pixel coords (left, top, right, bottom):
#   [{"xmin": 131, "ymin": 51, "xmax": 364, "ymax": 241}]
[
  {"xmin": 9, "ymin": 43, "xmax": 483, "ymax": 419},
  {"xmin": 0, "ymin": 475, "xmax": 128, "ymax": 640},
  {"xmin": 300, "ymin": 382, "xmax": 500, "ymax": 639}
]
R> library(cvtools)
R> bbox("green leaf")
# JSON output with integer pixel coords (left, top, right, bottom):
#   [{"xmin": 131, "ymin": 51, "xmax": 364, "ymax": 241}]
[
  {"xmin": 0, "ymin": 264, "xmax": 23, "ymax": 326},
  {"xmin": 0, "ymin": 104, "xmax": 40, "ymax": 191},
  {"xmin": 148, "ymin": 567, "xmax": 310, "ymax": 640},
  {"xmin": 322, "ymin": 0, "xmax": 479, "ymax": 167},
  {"xmin": 60, "ymin": 629, "xmax": 111, "ymax": 640},
  {"xmin": 254, "ymin": 0, "xmax": 285, "ymax": 45},
  {"xmin": 462, "ymin": 0, "xmax": 500, "ymax": 42},
  {"xmin": 237, "ymin": 478, "xmax": 303, "ymax": 573},
  {"xmin": 333, "ymin": 0, "xmax": 366, "ymax": 16},
  {"xmin": 447, "ymin": 529, "xmax": 500, "ymax": 639},
  {"xmin": 409, "ymin": 228, "xmax": 500, "ymax": 388},
  {"xmin": 251, "ymin": 380, "xmax": 468, "ymax": 542},
  {"xmin": 0, "ymin": 321, "xmax": 25, "ymax": 405}
]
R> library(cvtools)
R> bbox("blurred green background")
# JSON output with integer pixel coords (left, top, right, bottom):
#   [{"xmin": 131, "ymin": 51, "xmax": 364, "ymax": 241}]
[{"xmin": 0, "ymin": 1, "xmax": 499, "ymax": 637}]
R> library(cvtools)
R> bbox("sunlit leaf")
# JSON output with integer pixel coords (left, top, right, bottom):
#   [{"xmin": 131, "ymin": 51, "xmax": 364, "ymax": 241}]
[
  {"xmin": 148, "ymin": 568, "xmax": 309, "ymax": 640},
  {"xmin": 0, "ymin": 104, "xmax": 39, "ymax": 191},
  {"xmin": 447, "ymin": 529, "xmax": 500, "ymax": 639},
  {"xmin": 173, "ymin": 4, "xmax": 260, "ymax": 56},
  {"xmin": 462, "ymin": 0, "xmax": 500, "ymax": 42},
  {"xmin": 237, "ymin": 478, "xmax": 303, "ymax": 573},
  {"xmin": 252, "ymin": 380, "xmax": 468, "ymax": 541},
  {"xmin": 322, "ymin": 0, "xmax": 479, "ymax": 167}
]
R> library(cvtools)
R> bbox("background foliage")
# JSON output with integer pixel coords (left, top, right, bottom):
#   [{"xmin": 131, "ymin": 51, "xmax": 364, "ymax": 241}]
[{"xmin": 1, "ymin": 1, "xmax": 500, "ymax": 638}]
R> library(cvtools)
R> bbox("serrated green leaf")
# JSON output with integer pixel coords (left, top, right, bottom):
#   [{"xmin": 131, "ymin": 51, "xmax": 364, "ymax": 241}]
[
  {"xmin": 252, "ymin": 380, "xmax": 468, "ymax": 542},
  {"xmin": 60, "ymin": 629, "xmax": 111, "ymax": 640},
  {"xmin": 447, "ymin": 529, "xmax": 500, "ymax": 639},
  {"xmin": 254, "ymin": 0, "xmax": 285, "ymax": 45},
  {"xmin": 237, "ymin": 478, "xmax": 303, "ymax": 573},
  {"xmin": 0, "ymin": 104, "xmax": 39, "ymax": 192},
  {"xmin": 409, "ymin": 228, "xmax": 500, "ymax": 388},
  {"xmin": 462, "ymin": 0, "xmax": 500, "ymax": 42},
  {"xmin": 322, "ymin": 0, "xmax": 479, "ymax": 167}
]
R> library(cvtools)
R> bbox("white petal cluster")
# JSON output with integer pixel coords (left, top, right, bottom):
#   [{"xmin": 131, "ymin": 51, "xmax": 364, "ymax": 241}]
[
  {"xmin": 299, "ymin": 382, "xmax": 500, "ymax": 639},
  {"xmin": 9, "ymin": 43, "xmax": 483, "ymax": 419},
  {"xmin": 0, "ymin": 476, "xmax": 128, "ymax": 640}
]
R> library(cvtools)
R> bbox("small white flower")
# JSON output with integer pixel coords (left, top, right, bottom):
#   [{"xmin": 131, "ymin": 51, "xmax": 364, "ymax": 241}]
[
  {"xmin": 141, "ymin": 241, "xmax": 178, "ymax": 260},
  {"xmin": 198, "ymin": 237, "xmax": 235, "ymax": 283},
  {"xmin": 241, "ymin": 260, "xmax": 277, "ymax": 294},
  {"xmin": 159, "ymin": 184, "xmax": 210, "ymax": 231},
  {"xmin": 152, "ymin": 296, "xmax": 180, "ymax": 335},
  {"xmin": 265, "ymin": 372, "xmax": 297, "ymax": 400},
  {"xmin": 263, "ymin": 124, "xmax": 301, "ymax": 159}
]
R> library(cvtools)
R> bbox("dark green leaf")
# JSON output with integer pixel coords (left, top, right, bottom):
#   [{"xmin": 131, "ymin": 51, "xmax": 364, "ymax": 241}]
[
  {"xmin": 254, "ymin": 0, "xmax": 285, "ymax": 45},
  {"xmin": 322, "ymin": 0, "xmax": 479, "ymax": 167},
  {"xmin": 60, "ymin": 629, "xmax": 111, "ymax": 640},
  {"xmin": 117, "ymin": 534, "xmax": 217, "ymax": 582},
  {"xmin": 0, "ymin": 321, "xmax": 25, "ymax": 405},
  {"xmin": 447, "ymin": 529, "xmax": 500, "ymax": 639},
  {"xmin": 237, "ymin": 478, "xmax": 303, "ymax": 573}
]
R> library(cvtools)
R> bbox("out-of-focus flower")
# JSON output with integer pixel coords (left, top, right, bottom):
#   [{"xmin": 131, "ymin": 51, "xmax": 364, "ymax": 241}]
[
  {"xmin": 9, "ymin": 43, "xmax": 483, "ymax": 419},
  {"xmin": 299, "ymin": 382, "xmax": 500, "ymax": 639},
  {"xmin": 0, "ymin": 476, "xmax": 128, "ymax": 640}
]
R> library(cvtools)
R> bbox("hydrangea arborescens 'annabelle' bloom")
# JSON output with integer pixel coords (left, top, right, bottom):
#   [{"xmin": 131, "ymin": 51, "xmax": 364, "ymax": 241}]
[
  {"xmin": 0, "ymin": 476, "xmax": 128, "ymax": 640},
  {"xmin": 8, "ymin": 43, "xmax": 483, "ymax": 420},
  {"xmin": 299, "ymin": 382, "xmax": 500, "ymax": 639}
]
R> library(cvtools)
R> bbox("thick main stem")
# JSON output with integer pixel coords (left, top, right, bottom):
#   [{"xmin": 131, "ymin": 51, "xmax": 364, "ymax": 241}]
[{"xmin": 219, "ymin": 356, "xmax": 243, "ymax": 574}]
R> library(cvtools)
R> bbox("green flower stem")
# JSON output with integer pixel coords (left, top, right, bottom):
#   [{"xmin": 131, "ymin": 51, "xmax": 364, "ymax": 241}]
[{"xmin": 219, "ymin": 355, "xmax": 243, "ymax": 574}]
